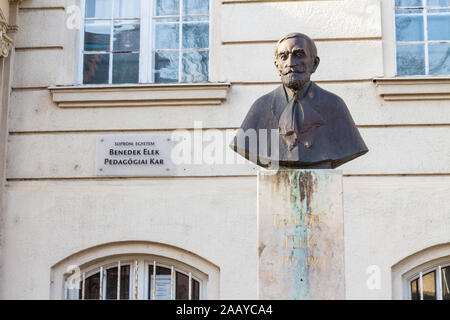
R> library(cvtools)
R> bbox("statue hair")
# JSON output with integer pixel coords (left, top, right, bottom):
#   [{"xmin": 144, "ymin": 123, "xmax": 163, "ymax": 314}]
[{"xmin": 274, "ymin": 33, "xmax": 318, "ymax": 59}]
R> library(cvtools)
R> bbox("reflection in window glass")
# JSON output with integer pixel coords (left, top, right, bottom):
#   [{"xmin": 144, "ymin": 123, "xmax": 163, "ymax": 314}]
[
  {"xmin": 396, "ymin": 44, "xmax": 425, "ymax": 75},
  {"xmin": 113, "ymin": 53, "xmax": 139, "ymax": 83},
  {"xmin": 428, "ymin": 0, "xmax": 449, "ymax": 6},
  {"xmin": 442, "ymin": 267, "xmax": 450, "ymax": 300},
  {"xmin": 86, "ymin": 0, "xmax": 112, "ymax": 18},
  {"xmin": 395, "ymin": 0, "xmax": 423, "ymax": 6},
  {"xmin": 182, "ymin": 23, "xmax": 209, "ymax": 49},
  {"xmin": 427, "ymin": 15, "xmax": 450, "ymax": 41},
  {"xmin": 82, "ymin": 0, "xmax": 209, "ymax": 84},
  {"xmin": 83, "ymin": 54, "xmax": 110, "ymax": 84},
  {"xmin": 147, "ymin": 266, "xmax": 200, "ymax": 300},
  {"xmin": 154, "ymin": 23, "xmax": 180, "ymax": 50},
  {"xmin": 394, "ymin": 0, "xmax": 450, "ymax": 75},
  {"xmin": 82, "ymin": 272, "xmax": 100, "ymax": 300},
  {"xmin": 152, "ymin": 0, "xmax": 209, "ymax": 83},
  {"xmin": 113, "ymin": 21, "xmax": 140, "ymax": 51},
  {"xmin": 105, "ymin": 265, "xmax": 130, "ymax": 300},
  {"xmin": 429, "ymin": 43, "xmax": 450, "ymax": 75},
  {"xmin": 410, "ymin": 278, "xmax": 420, "ymax": 300},
  {"xmin": 154, "ymin": 52, "xmax": 179, "ymax": 83},
  {"xmin": 84, "ymin": 20, "xmax": 111, "ymax": 51},
  {"xmin": 182, "ymin": 51, "xmax": 208, "ymax": 82},
  {"xmin": 183, "ymin": 0, "xmax": 209, "ymax": 15},
  {"xmin": 83, "ymin": 0, "xmax": 140, "ymax": 84},
  {"xmin": 155, "ymin": 0, "xmax": 179, "ymax": 16},
  {"xmin": 192, "ymin": 278, "xmax": 200, "ymax": 300},
  {"xmin": 176, "ymin": 271, "xmax": 189, "ymax": 300},
  {"xmin": 114, "ymin": 0, "xmax": 140, "ymax": 18},
  {"xmin": 422, "ymin": 271, "xmax": 436, "ymax": 300},
  {"xmin": 395, "ymin": 14, "xmax": 424, "ymax": 42}
]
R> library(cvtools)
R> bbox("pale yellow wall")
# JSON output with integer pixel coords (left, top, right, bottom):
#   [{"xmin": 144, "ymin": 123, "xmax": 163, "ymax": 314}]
[{"xmin": 2, "ymin": 0, "xmax": 450, "ymax": 300}]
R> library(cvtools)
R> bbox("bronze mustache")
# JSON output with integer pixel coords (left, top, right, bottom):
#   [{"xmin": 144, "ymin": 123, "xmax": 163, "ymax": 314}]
[{"xmin": 281, "ymin": 69, "xmax": 306, "ymax": 76}]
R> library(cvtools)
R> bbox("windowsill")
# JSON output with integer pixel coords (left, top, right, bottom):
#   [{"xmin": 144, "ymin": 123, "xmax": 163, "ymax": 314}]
[
  {"xmin": 373, "ymin": 76, "xmax": 450, "ymax": 101},
  {"xmin": 48, "ymin": 82, "xmax": 231, "ymax": 108}
]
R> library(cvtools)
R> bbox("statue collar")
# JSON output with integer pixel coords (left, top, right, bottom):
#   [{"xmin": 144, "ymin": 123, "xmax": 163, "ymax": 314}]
[
  {"xmin": 270, "ymin": 82, "xmax": 321, "ymax": 122},
  {"xmin": 283, "ymin": 82, "xmax": 312, "ymax": 101}
]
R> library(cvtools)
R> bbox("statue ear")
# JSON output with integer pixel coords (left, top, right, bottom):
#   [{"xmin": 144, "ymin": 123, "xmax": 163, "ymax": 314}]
[{"xmin": 311, "ymin": 56, "xmax": 320, "ymax": 73}]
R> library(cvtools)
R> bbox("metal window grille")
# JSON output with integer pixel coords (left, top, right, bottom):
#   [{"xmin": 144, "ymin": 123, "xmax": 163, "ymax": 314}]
[
  {"xmin": 66, "ymin": 259, "xmax": 202, "ymax": 300},
  {"xmin": 409, "ymin": 263, "xmax": 450, "ymax": 300}
]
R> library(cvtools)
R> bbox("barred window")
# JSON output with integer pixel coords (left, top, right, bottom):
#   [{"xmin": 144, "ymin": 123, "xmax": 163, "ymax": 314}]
[
  {"xmin": 394, "ymin": 0, "xmax": 450, "ymax": 76},
  {"xmin": 409, "ymin": 263, "xmax": 450, "ymax": 300},
  {"xmin": 81, "ymin": 0, "xmax": 210, "ymax": 84},
  {"xmin": 64, "ymin": 259, "xmax": 202, "ymax": 300}
]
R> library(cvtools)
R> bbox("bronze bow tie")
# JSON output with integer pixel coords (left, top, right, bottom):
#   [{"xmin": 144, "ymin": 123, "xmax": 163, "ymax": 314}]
[{"xmin": 278, "ymin": 96, "xmax": 325, "ymax": 151}]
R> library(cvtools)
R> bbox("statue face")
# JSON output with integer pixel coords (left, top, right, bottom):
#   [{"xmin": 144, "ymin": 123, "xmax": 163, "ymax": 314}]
[{"xmin": 275, "ymin": 37, "xmax": 319, "ymax": 91}]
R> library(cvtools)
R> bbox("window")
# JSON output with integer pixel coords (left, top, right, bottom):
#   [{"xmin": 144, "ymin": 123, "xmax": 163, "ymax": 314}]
[
  {"xmin": 81, "ymin": 0, "xmax": 210, "ymax": 85},
  {"xmin": 394, "ymin": 0, "xmax": 450, "ymax": 76},
  {"xmin": 64, "ymin": 259, "xmax": 202, "ymax": 300},
  {"xmin": 408, "ymin": 263, "xmax": 450, "ymax": 300}
]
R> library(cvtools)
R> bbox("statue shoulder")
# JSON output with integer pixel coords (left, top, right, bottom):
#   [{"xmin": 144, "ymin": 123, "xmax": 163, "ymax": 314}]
[
  {"xmin": 312, "ymin": 83, "xmax": 357, "ymax": 128},
  {"xmin": 239, "ymin": 87, "xmax": 280, "ymax": 130},
  {"xmin": 312, "ymin": 83, "xmax": 347, "ymax": 107},
  {"xmin": 250, "ymin": 86, "xmax": 279, "ymax": 110}
]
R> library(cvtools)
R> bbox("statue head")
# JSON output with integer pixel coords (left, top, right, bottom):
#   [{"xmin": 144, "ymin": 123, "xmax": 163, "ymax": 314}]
[{"xmin": 274, "ymin": 33, "xmax": 320, "ymax": 92}]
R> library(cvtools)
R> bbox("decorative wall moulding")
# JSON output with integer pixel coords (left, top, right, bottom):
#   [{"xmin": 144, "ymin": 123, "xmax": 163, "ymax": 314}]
[
  {"xmin": 374, "ymin": 77, "xmax": 450, "ymax": 101},
  {"xmin": 49, "ymin": 83, "xmax": 231, "ymax": 108},
  {"xmin": 0, "ymin": 8, "xmax": 12, "ymax": 58}
]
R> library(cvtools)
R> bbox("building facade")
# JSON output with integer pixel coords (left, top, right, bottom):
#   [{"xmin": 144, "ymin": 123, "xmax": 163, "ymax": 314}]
[{"xmin": 0, "ymin": 0, "xmax": 449, "ymax": 299}]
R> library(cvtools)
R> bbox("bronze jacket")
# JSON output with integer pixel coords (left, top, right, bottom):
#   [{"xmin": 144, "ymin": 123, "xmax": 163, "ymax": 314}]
[{"xmin": 230, "ymin": 82, "xmax": 369, "ymax": 168}]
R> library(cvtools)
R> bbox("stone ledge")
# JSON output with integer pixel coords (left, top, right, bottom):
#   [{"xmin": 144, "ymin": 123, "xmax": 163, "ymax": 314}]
[
  {"xmin": 373, "ymin": 77, "xmax": 450, "ymax": 101},
  {"xmin": 49, "ymin": 83, "xmax": 231, "ymax": 108}
]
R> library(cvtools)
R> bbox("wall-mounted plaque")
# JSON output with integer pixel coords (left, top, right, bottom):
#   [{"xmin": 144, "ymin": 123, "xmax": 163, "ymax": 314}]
[{"xmin": 95, "ymin": 133, "xmax": 173, "ymax": 176}]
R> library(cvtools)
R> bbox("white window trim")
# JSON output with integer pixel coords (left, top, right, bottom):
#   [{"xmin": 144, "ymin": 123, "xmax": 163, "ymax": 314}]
[
  {"xmin": 380, "ymin": 0, "xmax": 450, "ymax": 77},
  {"xmin": 393, "ymin": 0, "xmax": 450, "ymax": 76},
  {"xmin": 406, "ymin": 262, "xmax": 450, "ymax": 300},
  {"xmin": 78, "ymin": 0, "xmax": 212, "ymax": 85},
  {"xmin": 59, "ymin": 0, "xmax": 229, "ymax": 107},
  {"xmin": 391, "ymin": 242, "xmax": 450, "ymax": 300},
  {"xmin": 50, "ymin": 241, "xmax": 220, "ymax": 300},
  {"xmin": 78, "ymin": 0, "xmax": 149, "ymax": 85},
  {"xmin": 48, "ymin": 82, "xmax": 230, "ymax": 108},
  {"xmin": 373, "ymin": 76, "xmax": 450, "ymax": 101},
  {"xmin": 375, "ymin": 1, "xmax": 450, "ymax": 100},
  {"xmin": 381, "ymin": 0, "xmax": 398, "ymax": 77}
]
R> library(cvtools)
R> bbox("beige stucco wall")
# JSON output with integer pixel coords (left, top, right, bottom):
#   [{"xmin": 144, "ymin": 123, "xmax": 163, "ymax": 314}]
[{"xmin": 1, "ymin": 0, "xmax": 449, "ymax": 299}]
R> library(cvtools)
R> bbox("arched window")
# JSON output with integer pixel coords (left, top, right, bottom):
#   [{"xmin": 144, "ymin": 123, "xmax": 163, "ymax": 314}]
[
  {"xmin": 407, "ymin": 263, "xmax": 450, "ymax": 300},
  {"xmin": 64, "ymin": 257, "xmax": 203, "ymax": 300},
  {"xmin": 391, "ymin": 243, "xmax": 450, "ymax": 300}
]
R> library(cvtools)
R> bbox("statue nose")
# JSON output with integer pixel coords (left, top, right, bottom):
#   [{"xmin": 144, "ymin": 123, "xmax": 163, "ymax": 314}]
[
  {"xmin": 286, "ymin": 54, "xmax": 295, "ymax": 66},
  {"xmin": 286, "ymin": 54, "xmax": 302, "ymax": 67}
]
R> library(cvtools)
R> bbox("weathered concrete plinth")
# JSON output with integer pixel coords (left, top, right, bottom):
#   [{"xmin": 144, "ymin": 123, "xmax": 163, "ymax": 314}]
[{"xmin": 258, "ymin": 169, "xmax": 345, "ymax": 299}]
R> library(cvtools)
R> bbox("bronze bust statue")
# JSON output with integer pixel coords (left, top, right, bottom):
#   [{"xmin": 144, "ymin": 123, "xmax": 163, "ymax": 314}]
[{"xmin": 230, "ymin": 33, "xmax": 368, "ymax": 169}]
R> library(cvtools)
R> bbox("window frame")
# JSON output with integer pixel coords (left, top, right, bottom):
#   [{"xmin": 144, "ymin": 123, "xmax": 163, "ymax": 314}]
[
  {"xmin": 407, "ymin": 262, "xmax": 450, "ymax": 300},
  {"xmin": 393, "ymin": 0, "xmax": 450, "ymax": 76},
  {"xmin": 375, "ymin": 1, "xmax": 450, "ymax": 101},
  {"xmin": 78, "ymin": 0, "xmax": 212, "ymax": 85},
  {"xmin": 63, "ymin": 256, "xmax": 204, "ymax": 300}
]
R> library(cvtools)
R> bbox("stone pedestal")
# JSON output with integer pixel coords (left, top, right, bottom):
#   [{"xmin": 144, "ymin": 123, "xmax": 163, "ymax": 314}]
[{"xmin": 258, "ymin": 169, "xmax": 345, "ymax": 299}]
